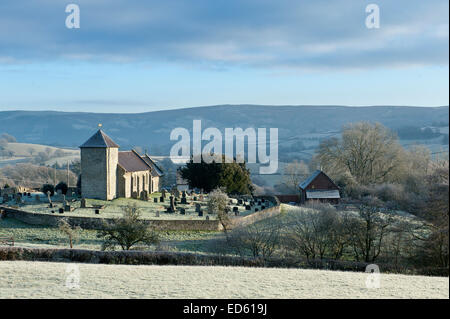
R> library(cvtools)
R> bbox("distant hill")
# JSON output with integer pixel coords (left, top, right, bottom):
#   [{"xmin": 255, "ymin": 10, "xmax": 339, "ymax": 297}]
[{"xmin": 0, "ymin": 105, "xmax": 448, "ymax": 156}]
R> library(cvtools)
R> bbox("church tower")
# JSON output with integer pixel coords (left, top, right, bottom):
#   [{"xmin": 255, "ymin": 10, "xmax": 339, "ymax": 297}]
[{"xmin": 79, "ymin": 129, "xmax": 119, "ymax": 200}]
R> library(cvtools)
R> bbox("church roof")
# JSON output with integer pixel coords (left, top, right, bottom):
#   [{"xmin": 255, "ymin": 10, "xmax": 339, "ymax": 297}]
[
  {"xmin": 80, "ymin": 130, "xmax": 119, "ymax": 148},
  {"xmin": 118, "ymin": 150, "xmax": 152, "ymax": 172},
  {"xmin": 141, "ymin": 154, "xmax": 164, "ymax": 177}
]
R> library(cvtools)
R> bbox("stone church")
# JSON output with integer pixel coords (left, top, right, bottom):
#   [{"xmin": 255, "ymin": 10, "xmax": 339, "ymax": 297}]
[{"xmin": 80, "ymin": 129, "xmax": 163, "ymax": 200}]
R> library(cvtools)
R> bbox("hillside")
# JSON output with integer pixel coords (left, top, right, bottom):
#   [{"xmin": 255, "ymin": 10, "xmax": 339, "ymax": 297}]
[
  {"xmin": 0, "ymin": 261, "xmax": 447, "ymax": 298},
  {"xmin": 0, "ymin": 106, "xmax": 448, "ymax": 154}
]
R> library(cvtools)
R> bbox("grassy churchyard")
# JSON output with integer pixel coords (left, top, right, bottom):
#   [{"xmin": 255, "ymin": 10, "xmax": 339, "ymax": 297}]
[
  {"xmin": 0, "ymin": 191, "xmax": 273, "ymax": 252},
  {"xmin": 0, "ymin": 191, "xmax": 263, "ymax": 220}
]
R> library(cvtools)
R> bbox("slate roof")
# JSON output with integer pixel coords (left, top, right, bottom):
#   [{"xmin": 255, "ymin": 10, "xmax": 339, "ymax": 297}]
[
  {"xmin": 141, "ymin": 154, "xmax": 164, "ymax": 177},
  {"xmin": 80, "ymin": 130, "xmax": 119, "ymax": 148},
  {"xmin": 299, "ymin": 170, "xmax": 322, "ymax": 189},
  {"xmin": 118, "ymin": 150, "xmax": 152, "ymax": 172}
]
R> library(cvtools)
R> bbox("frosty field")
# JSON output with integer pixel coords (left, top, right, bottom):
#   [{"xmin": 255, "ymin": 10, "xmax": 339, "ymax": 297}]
[{"xmin": 0, "ymin": 261, "xmax": 448, "ymax": 299}]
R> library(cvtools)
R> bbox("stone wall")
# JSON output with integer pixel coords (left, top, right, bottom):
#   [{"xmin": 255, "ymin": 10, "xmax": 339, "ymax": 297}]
[{"xmin": 0, "ymin": 206, "xmax": 222, "ymax": 231}]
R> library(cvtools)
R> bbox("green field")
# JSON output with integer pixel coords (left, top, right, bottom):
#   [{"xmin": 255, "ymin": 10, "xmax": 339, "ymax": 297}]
[{"xmin": 0, "ymin": 261, "xmax": 448, "ymax": 299}]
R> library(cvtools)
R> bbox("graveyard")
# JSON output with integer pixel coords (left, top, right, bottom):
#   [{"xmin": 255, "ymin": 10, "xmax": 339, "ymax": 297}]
[{"xmin": 0, "ymin": 188, "xmax": 271, "ymax": 222}]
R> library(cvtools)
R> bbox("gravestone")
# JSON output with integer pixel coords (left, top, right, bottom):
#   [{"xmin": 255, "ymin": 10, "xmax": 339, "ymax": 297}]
[
  {"xmin": 181, "ymin": 191, "xmax": 187, "ymax": 204},
  {"xmin": 199, "ymin": 195, "xmax": 204, "ymax": 201},
  {"xmin": 195, "ymin": 203, "xmax": 201, "ymax": 213},
  {"xmin": 154, "ymin": 198, "xmax": 158, "ymax": 203},
  {"xmin": 59, "ymin": 208, "xmax": 64, "ymax": 214},
  {"xmin": 193, "ymin": 196, "xmax": 197, "ymax": 201},
  {"xmin": 233, "ymin": 206, "xmax": 239, "ymax": 213},
  {"xmin": 206, "ymin": 215, "xmax": 209, "ymax": 220},
  {"xmin": 155, "ymin": 211, "xmax": 160, "ymax": 218},
  {"xmin": 179, "ymin": 207, "xmax": 186, "ymax": 215},
  {"xmin": 167, "ymin": 196, "xmax": 176, "ymax": 213},
  {"xmin": 132, "ymin": 191, "xmax": 138, "ymax": 199},
  {"xmin": 234, "ymin": 210, "xmax": 239, "ymax": 216},
  {"xmin": 47, "ymin": 191, "xmax": 52, "ymax": 205},
  {"xmin": 261, "ymin": 205, "xmax": 265, "ymax": 210},
  {"xmin": 245, "ymin": 205, "xmax": 251, "ymax": 210},
  {"xmin": 62, "ymin": 194, "xmax": 66, "ymax": 207},
  {"xmin": 95, "ymin": 209, "xmax": 100, "ymax": 214},
  {"xmin": 238, "ymin": 199, "xmax": 243, "ymax": 205},
  {"xmin": 80, "ymin": 198, "xmax": 86, "ymax": 208},
  {"xmin": 160, "ymin": 196, "xmax": 165, "ymax": 203},
  {"xmin": 64, "ymin": 205, "xmax": 71, "ymax": 212},
  {"xmin": 198, "ymin": 210, "xmax": 203, "ymax": 217},
  {"xmin": 254, "ymin": 208, "xmax": 259, "ymax": 212},
  {"xmin": 140, "ymin": 190, "xmax": 148, "ymax": 201},
  {"xmin": 51, "ymin": 210, "xmax": 55, "ymax": 214},
  {"xmin": 162, "ymin": 189, "xmax": 167, "ymax": 198},
  {"xmin": 34, "ymin": 195, "xmax": 41, "ymax": 203}
]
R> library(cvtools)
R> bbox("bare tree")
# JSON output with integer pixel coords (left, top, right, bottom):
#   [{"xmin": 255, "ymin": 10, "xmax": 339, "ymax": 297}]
[
  {"xmin": 283, "ymin": 160, "xmax": 310, "ymax": 193},
  {"xmin": 316, "ymin": 122, "xmax": 405, "ymax": 185},
  {"xmin": 58, "ymin": 218, "xmax": 81, "ymax": 249},
  {"xmin": 207, "ymin": 188, "xmax": 231, "ymax": 233}
]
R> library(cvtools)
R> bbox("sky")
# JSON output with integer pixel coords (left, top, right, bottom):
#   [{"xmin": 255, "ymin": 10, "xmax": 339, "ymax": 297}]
[{"xmin": 0, "ymin": 0, "xmax": 448, "ymax": 113}]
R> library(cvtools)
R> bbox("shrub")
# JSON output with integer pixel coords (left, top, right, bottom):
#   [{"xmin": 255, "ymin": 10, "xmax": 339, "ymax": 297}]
[
  {"xmin": 42, "ymin": 184, "xmax": 55, "ymax": 196},
  {"xmin": 55, "ymin": 182, "xmax": 68, "ymax": 195}
]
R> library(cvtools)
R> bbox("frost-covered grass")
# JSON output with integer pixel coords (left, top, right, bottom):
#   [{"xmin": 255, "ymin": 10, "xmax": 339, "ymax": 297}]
[
  {"xmin": 0, "ymin": 261, "xmax": 447, "ymax": 299},
  {"xmin": 0, "ymin": 217, "xmax": 220, "ymax": 252}
]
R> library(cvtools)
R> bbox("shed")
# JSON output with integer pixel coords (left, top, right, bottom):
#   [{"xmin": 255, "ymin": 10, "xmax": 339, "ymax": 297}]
[{"xmin": 299, "ymin": 170, "xmax": 340, "ymax": 204}]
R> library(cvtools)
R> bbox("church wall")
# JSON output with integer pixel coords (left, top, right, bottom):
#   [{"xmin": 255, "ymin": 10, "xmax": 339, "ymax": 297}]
[{"xmin": 81, "ymin": 147, "xmax": 108, "ymax": 200}]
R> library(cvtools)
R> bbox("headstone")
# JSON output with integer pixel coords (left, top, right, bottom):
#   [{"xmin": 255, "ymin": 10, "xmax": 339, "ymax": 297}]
[
  {"xmin": 238, "ymin": 199, "xmax": 243, "ymax": 205},
  {"xmin": 261, "ymin": 205, "xmax": 265, "ymax": 210},
  {"xmin": 95, "ymin": 209, "xmax": 100, "ymax": 214},
  {"xmin": 195, "ymin": 203, "xmax": 201, "ymax": 213},
  {"xmin": 206, "ymin": 215, "xmax": 209, "ymax": 220},
  {"xmin": 155, "ymin": 211, "xmax": 160, "ymax": 217},
  {"xmin": 234, "ymin": 211, "xmax": 239, "ymax": 216},
  {"xmin": 179, "ymin": 207, "xmax": 186, "ymax": 215},
  {"xmin": 64, "ymin": 205, "xmax": 71, "ymax": 212},
  {"xmin": 154, "ymin": 198, "xmax": 158, "ymax": 203},
  {"xmin": 80, "ymin": 198, "xmax": 86, "ymax": 208},
  {"xmin": 59, "ymin": 208, "xmax": 64, "ymax": 214},
  {"xmin": 132, "ymin": 191, "xmax": 138, "ymax": 199},
  {"xmin": 51, "ymin": 210, "xmax": 55, "ymax": 214},
  {"xmin": 162, "ymin": 189, "xmax": 167, "ymax": 198},
  {"xmin": 233, "ymin": 206, "xmax": 239, "ymax": 213},
  {"xmin": 140, "ymin": 190, "xmax": 148, "ymax": 201},
  {"xmin": 245, "ymin": 205, "xmax": 251, "ymax": 210},
  {"xmin": 255, "ymin": 208, "xmax": 259, "ymax": 212},
  {"xmin": 193, "ymin": 196, "xmax": 197, "ymax": 201},
  {"xmin": 47, "ymin": 191, "xmax": 52, "ymax": 204},
  {"xmin": 167, "ymin": 196, "xmax": 176, "ymax": 213},
  {"xmin": 181, "ymin": 191, "xmax": 187, "ymax": 204},
  {"xmin": 199, "ymin": 195, "xmax": 204, "ymax": 201},
  {"xmin": 198, "ymin": 210, "xmax": 203, "ymax": 217},
  {"xmin": 160, "ymin": 196, "xmax": 165, "ymax": 203},
  {"xmin": 62, "ymin": 194, "xmax": 67, "ymax": 206}
]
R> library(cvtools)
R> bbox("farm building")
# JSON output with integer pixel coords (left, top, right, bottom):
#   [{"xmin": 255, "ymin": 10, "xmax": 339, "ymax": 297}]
[
  {"xmin": 298, "ymin": 170, "xmax": 340, "ymax": 204},
  {"xmin": 80, "ymin": 129, "xmax": 163, "ymax": 200}
]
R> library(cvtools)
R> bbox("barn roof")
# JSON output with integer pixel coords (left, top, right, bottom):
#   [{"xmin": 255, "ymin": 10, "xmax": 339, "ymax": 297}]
[
  {"xmin": 118, "ymin": 150, "xmax": 152, "ymax": 172},
  {"xmin": 141, "ymin": 154, "xmax": 164, "ymax": 177},
  {"xmin": 299, "ymin": 170, "xmax": 322, "ymax": 189},
  {"xmin": 79, "ymin": 130, "xmax": 119, "ymax": 148}
]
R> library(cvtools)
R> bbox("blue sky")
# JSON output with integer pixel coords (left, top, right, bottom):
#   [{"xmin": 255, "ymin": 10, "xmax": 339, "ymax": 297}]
[{"xmin": 0, "ymin": 0, "xmax": 448, "ymax": 113}]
